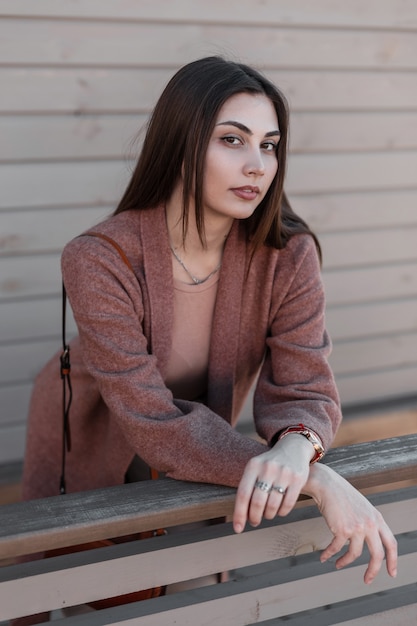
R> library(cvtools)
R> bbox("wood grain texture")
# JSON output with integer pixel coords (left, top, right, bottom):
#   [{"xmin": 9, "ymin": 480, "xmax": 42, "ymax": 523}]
[
  {"xmin": 0, "ymin": 0, "xmax": 416, "ymax": 29},
  {"xmin": 0, "ymin": 501, "xmax": 416, "ymax": 621},
  {"xmin": 330, "ymin": 332, "xmax": 417, "ymax": 376},
  {"xmin": 0, "ymin": 438, "xmax": 416, "ymax": 559},
  {"xmin": 0, "ymin": 0, "xmax": 416, "ymax": 30},
  {"xmin": 292, "ymin": 189, "xmax": 417, "ymax": 233},
  {"xmin": 336, "ymin": 365, "xmax": 417, "ymax": 406},
  {"xmin": 0, "ymin": 206, "xmax": 110, "ymax": 254},
  {"xmin": 2, "ymin": 19, "xmax": 417, "ymax": 70},
  {"xmin": 0, "ymin": 509, "xmax": 416, "ymax": 620},
  {"xmin": 2, "ymin": 69, "xmax": 417, "ymax": 114}
]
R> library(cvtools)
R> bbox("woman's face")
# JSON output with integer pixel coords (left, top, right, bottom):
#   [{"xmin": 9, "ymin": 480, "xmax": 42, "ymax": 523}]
[{"xmin": 202, "ymin": 92, "xmax": 280, "ymax": 225}]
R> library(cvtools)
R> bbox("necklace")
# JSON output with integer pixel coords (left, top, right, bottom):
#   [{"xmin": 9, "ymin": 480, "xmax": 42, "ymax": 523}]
[{"xmin": 170, "ymin": 246, "xmax": 221, "ymax": 285}]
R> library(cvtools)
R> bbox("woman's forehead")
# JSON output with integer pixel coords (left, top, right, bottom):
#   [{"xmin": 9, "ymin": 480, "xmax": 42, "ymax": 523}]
[{"xmin": 215, "ymin": 92, "xmax": 279, "ymax": 132}]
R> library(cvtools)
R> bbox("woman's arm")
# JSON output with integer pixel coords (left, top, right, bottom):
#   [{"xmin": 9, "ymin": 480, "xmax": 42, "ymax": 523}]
[
  {"xmin": 254, "ymin": 235, "xmax": 342, "ymax": 451},
  {"xmin": 61, "ymin": 234, "xmax": 267, "ymax": 486}
]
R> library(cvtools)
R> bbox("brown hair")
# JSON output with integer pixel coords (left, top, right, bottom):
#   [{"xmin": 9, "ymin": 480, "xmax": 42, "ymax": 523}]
[{"xmin": 114, "ymin": 56, "xmax": 321, "ymax": 258}]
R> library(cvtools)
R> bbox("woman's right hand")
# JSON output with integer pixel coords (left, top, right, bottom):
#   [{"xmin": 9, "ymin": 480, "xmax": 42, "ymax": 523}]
[{"xmin": 304, "ymin": 463, "xmax": 398, "ymax": 584}]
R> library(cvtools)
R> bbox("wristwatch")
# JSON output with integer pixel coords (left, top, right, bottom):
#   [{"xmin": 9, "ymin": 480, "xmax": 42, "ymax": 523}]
[{"xmin": 278, "ymin": 423, "xmax": 325, "ymax": 464}]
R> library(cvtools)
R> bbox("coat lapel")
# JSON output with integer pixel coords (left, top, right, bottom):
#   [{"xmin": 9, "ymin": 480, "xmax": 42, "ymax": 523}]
[{"xmin": 139, "ymin": 207, "xmax": 174, "ymax": 379}]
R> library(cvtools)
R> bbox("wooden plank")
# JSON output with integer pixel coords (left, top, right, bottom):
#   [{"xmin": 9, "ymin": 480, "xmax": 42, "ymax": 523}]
[
  {"xmin": 326, "ymin": 298, "xmax": 417, "ymax": 341},
  {"xmin": 0, "ymin": 161, "xmax": 129, "ymax": 209},
  {"xmin": 0, "ymin": 297, "xmax": 76, "ymax": 342},
  {"xmin": 291, "ymin": 190, "xmax": 417, "ymax": 233},
  {"xmin": 324, "ymin": 442, "xmax": 417, "ymax": 491},
  {"xmin": 2, "ymin": 68, "xmax": 417, "ymax": 114},
  {"xmin": 6, "ymin": 550, "xmax": 415, "ymax": 625},
  {"xmin": 270, "ymin": 69, "xmax": 417, "ymax": 112},
  {"xmin": 337, "ymin": 602, "xmax": 417, "ymax": 626},
  {"xmin": 0, "ymin": 115, "xmax": 147, "ymax": 162},
  {"xmin": 0, "ymin": 255, "xmax": 61, "ymax": 300},
  {"xmin": 323, "ymin": 262, "xmax": 417, "ymax": 306},
  {"xmin": 0, "ymin": 68, "xmax": 172, "ymax": 114},
  {"xmin": 0, "ymin": 424, "xmax": 26, "ymax": 464},
  {"xmin": 0, "ymin": 512, "xmax": 332, "ymax": 617},
  {"xmin": 290, "ymin": 111, "xmax": 417, "ymax": 153},
  {"xmin": 3, "ymin": 112, "xmax": 417, "ymax": 163},
  {"xmin": 1, "ymin": 0, "xmax": 417, "ymax": 30},
  {"xmin": 321, "ymin": 227, "xmax": 417, "ymax": 269},
  {"xmin": 333, "ymin": 410, "xmax": 417, "ymax": 448},
  {"xmin": 259, "ymin": 587, "xmax": 417, "ymax": 625},
  {"xmin": 0, "ymin": 207, "xmax": 110, "ymax": 255},
  {"xmin": 0, "ymin": 383, "xmax": 32, "ymax": 426},
  {"xmin": 2, "ymin": 151, "xmax": 417, "ymax": 210},
  {"xmin": 2, "ymin": 19, "xmax": 417, "ymax": 70},
  {"xmin": 0, "ymin": 442, "xmax": 415, "ymax": 560},
  {"xmin": 0, "ymin": 338, "xmax": 59, "ymax": 385},
  {"xmin": 0, "ymin": 500, "xmax": 415, "ymax": 620},
  {"xmin": 335, "ymin": 365, "xmax": 417, "ymax": 407},
  {"xmin": 286, "ymin": 151, "xmax": 417, "ymax": 196},
  {"xmin": 330, "ymin": 332, "xmax": 417, "ymax": 376}
]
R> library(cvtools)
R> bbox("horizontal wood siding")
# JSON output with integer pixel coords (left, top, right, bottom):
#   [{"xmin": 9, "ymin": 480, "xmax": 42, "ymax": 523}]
[{"xmin": 1, "ymin": 1, "xmax": 417, "ymax": 463}]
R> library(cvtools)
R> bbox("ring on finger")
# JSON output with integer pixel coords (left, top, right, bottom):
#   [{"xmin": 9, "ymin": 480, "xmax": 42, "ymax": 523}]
[
  {"xmin": 271, "ymin": 485, "xmax": 286, "ymax": 495},
  {"xmin": 254, "ymin": 480, "xmax": 272, "ymax": 493}
]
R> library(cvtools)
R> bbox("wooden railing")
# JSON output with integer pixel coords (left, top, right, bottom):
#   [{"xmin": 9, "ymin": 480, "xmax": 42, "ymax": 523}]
[{"xmin": 1, "ymin": 434, "xmax": 417, "ymax": 625}]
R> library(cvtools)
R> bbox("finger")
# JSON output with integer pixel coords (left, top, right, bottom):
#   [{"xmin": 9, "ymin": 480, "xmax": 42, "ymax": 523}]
[
  {"xmin": 247, "ymin": 482, "xmax": 271, "ymax": 527},
  {"xmin": 233, "ymin": 477, "xmax": 254, "ymax": 533},
  {"xmin": 334, "ymin": 534, "xmax": 365, "ymax": 571},
  {"xmin": 381, "ymin": 526, "xmax": 398, "ymax": 578},
  {"xmin": 234, "ymin": 464, "xmax": 269, "ymax": 532},
  {"xmin": 263, "ymin": 490, "xmax": 284, "ymax": 520},
  {"xmin": 320, "ymin": 533, "xmax": 349, "ymax": 563},
  {"xmin": 276, "ymin": 484, "xmax": 300, "ymax": 517},
  {"xmin": 361, "ymin": 532, "xmax": 386, "ymax": 584},
  {"xmin": 364, "ymin": 525, "xmax": 397, "ymax": 583}
]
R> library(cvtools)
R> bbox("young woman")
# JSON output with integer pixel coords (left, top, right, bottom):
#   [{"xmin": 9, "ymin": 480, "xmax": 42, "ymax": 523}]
[{"xmin": 23, "ymin": 57, "xmax": 397, "ymax": 593}]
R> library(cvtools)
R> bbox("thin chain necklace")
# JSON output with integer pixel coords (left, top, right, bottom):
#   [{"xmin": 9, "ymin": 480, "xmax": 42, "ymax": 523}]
[{"xmin": 170, "ymin": 246, "xmax": 221, "ymax": 285}]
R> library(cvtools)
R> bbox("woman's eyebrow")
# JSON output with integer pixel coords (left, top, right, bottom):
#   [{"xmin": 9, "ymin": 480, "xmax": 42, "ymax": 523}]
[{"xmin": 217, "ymin": 120, "xmax": 280, "ymax": 137}]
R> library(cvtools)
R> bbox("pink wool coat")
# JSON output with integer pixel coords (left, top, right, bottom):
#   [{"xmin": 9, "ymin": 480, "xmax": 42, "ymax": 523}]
[{"xmin": 22, "ymin": 207, "xmax": 341, "ymax": 500}]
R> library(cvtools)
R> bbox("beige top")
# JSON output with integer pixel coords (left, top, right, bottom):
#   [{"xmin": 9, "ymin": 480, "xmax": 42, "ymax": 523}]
[{"xmin": 164, "ymin": 273, "xmax": 220, "ymax": 401}]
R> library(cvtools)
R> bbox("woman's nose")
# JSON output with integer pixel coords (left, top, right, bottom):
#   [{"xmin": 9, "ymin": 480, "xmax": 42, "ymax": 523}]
[{"xmin": 243, "ymin": 150, "xmax": 265, "ymax": 176}]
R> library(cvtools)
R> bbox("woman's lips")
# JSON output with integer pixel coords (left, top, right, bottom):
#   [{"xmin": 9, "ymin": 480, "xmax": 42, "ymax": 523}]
[{"xmin": 231, "ymin": 186, "xmax": 260, "ymax": 201}]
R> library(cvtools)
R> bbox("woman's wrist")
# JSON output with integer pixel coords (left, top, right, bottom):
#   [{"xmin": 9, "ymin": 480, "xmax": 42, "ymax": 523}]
[
  {"xmin": 272, "ymin": 432, "xmax": 316, "ymax": 463},
  {"xmin": 277, "ymin": 424, "xmax": 325, "ymax": 464},
  {"xmin": 302, "ymin": 462, "xmax": 334, "ymax": 505}
]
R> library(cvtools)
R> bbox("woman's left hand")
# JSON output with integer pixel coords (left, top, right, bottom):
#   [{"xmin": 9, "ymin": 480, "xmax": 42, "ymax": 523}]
[{"xmin": 305, "ymin": 463, "xmax": 398, "ymax": 584}]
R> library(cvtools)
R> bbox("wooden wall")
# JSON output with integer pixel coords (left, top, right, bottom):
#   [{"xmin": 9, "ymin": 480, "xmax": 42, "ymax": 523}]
[{"xmin": 1, "ymin": 1, "xmax": 417, "ymax": 464}]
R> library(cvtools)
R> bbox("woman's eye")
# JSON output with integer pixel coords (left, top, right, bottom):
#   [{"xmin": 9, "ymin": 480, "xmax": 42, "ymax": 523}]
[
  {"xmin": 222, "ymin": 135, "xmax": 241, "ymax": 146},
  {"xmin": 262, "ymin": 141, "xmax": 277, "ymax": 152}
]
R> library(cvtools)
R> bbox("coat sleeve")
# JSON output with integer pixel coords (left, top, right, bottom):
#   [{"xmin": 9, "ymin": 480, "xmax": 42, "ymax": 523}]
[
  {"xmin": 61, "ymin": 235, "xmax": 266, "ymax": 487},
  {"xmin": 254, "ymin": 235, "xmax": 342, "ymax": 451}
]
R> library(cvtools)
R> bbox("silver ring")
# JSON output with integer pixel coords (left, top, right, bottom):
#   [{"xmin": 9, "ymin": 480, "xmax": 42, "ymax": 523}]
[
  {"xmin": 272, "ymin": 485, "xmax": 286, "ymax": 495},
  {"xmin": 255, "ymin": 480, "xmax": 272, "ymax": 493}
]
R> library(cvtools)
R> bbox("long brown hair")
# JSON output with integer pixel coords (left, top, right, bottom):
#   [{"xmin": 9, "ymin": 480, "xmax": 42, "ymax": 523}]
[{"xmin": 114, "ymin": 56, "xmax": 321, "ymax": 258}]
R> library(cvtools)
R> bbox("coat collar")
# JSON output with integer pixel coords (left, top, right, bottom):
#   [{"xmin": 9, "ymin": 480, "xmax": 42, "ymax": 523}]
[{"xmin": 139, "ymin": 207, "xmax": 247, "ymax": 422}]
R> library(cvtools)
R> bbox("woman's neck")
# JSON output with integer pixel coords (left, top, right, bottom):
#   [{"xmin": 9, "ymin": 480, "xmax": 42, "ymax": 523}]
[{"xmin": 165, "ymin": 186, "xmax": 232, "ymax": 284}]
